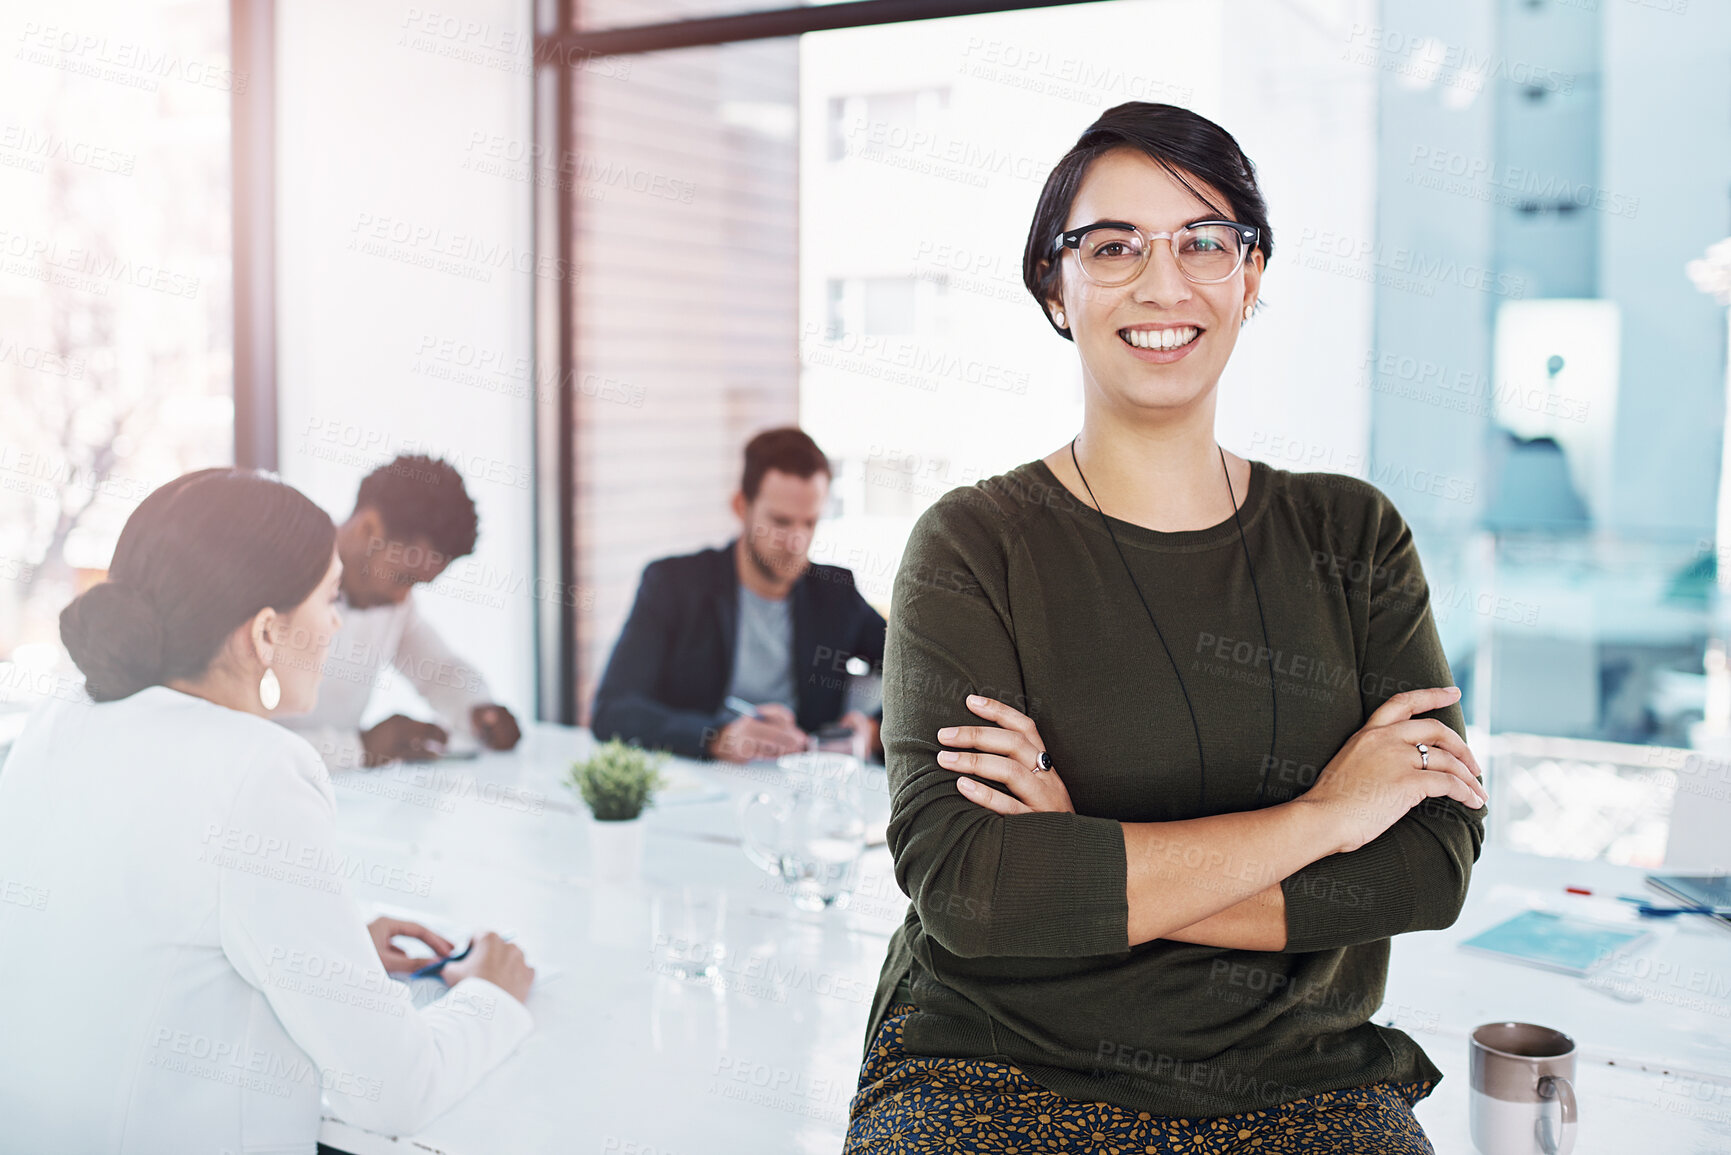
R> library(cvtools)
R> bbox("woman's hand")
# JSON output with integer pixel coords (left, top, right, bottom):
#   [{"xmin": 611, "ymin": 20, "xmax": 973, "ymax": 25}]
[
  {"xmin": 935, "ymin": 693, "xmax": 1074, "ymax": 814},
  {"xmin": 1299, "ymin": 685, "xmax": 1488, "ymax": 855},
  {"xmin": 367, "ymin": 916, "xmax": 456, "ymax": 974},
  {"xmin": 442, "ymin": 931, "xmax": 535, "ymax": 1004}
]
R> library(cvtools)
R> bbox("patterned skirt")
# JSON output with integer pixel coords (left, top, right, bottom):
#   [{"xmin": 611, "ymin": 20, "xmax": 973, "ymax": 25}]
[{"xmin": 844, "ymin": 1005, "xmax": 1437, "ymax": 1155}]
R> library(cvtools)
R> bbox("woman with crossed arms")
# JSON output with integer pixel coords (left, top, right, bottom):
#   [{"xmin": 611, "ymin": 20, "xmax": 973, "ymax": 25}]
[{"xmin": 846, "ymin": 102, "xmax": 1488, "ymax": 1154}]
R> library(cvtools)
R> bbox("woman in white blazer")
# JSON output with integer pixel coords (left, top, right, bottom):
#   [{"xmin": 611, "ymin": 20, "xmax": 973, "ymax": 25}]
[{"xmin": 0, "ymin": 468, "xmax": 535, "ymax": 1154}]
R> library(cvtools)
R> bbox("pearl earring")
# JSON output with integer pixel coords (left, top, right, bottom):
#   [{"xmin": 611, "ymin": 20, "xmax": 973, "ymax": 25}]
[
  {"xmin": 259, "ymin": 667, "xmax": 281, "ymax": 711},
  {"xmin": 1054, "ymin": 310, "xmax": 1066, "ymax": 328},
  {"xmin": 1243, "ymin": 303, "xmax": 1254, "ymax": 321}
]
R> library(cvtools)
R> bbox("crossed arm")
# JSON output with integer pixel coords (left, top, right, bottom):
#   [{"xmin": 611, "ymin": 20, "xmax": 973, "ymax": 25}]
[{"xmin": 936, "ymin": 690, "xmax": 1486, "ymax": 951}]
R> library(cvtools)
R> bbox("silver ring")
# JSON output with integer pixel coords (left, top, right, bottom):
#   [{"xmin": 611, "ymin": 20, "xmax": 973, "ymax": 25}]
[
  {"xmin": 1416, "ymin": 743, "xmax": 1429, "ymax": 770},
  {"xmin": 1034, "ymin": 751, "xmax": 1054, "ymax": 774}
]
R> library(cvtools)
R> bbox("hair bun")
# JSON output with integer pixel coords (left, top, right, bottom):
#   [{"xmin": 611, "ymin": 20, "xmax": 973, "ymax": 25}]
[{"xmin": 60, "ymin": 581, "xmax": 165, "ymax": 701}]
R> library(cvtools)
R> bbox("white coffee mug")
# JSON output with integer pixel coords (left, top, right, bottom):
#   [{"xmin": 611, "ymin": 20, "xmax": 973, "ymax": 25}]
[{"xmin": 1469, "ymin": 1021, "xmax": 1578, "ymax": 1155}]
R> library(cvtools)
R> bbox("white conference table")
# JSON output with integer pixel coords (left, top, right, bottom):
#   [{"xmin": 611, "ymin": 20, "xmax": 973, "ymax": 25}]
[{"xmin": 317, "ymin": 724, "xmax": 1731, "ymax": 1154}]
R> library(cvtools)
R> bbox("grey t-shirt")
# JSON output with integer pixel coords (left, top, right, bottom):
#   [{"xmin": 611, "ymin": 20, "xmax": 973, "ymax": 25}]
[{"xmin": 725, "ymin": 586, "xmax": 796, "ymax": 711}]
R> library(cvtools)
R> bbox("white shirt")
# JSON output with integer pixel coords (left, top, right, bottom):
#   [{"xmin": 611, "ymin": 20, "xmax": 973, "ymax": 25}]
[
  {"xmin": 279, "ymin": 591, "xmax": 495, "ymax": 772},
  {"xmin": 0, "ymin": 685, "xmax": 532, "ymax": 1154}
]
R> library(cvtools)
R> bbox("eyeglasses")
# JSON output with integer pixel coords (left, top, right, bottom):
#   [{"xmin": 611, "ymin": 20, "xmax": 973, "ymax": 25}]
[{"xmin": 1052, "ymin": 219, "xmax": 1260, "ymax": 286}]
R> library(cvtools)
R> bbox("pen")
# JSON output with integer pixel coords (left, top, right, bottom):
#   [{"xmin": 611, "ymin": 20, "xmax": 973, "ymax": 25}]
[
  {"xmin": 409, "ymin": 932, "xmax": 517, "ymax": 978},
  {"xmin": 723, "ymin": 696, "xmax": 764, "ymax": 720},
  {"xmin": 1617, "ymin": 897, "xmax": 1731, "ymax": 918},
  {"xmin": 1567, "ymin": 887, "xmax": 1731, "ymax": 916}
]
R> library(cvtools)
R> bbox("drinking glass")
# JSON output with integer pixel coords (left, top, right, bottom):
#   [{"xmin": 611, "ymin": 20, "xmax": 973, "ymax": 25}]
[{"xmin": 738, "ymin": 752, "xmax": 866, "ymax": 911}]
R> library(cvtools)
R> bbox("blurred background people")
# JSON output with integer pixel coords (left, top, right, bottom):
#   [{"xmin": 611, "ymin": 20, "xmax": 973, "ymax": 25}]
[
  {"xmin": 591, "ymin": 428, "xmax": 885, "ymax": 762},
  {"xmin": 280, "ymin": 454, "xmax": 522, "ymax": 770},
  {"xmin": 0, "ymin": 468, "xmax": 534, "ymax": 1152}
]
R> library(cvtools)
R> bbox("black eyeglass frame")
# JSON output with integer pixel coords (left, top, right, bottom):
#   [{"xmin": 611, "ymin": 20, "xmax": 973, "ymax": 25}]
[{"xmin": 1051, "ymin": 219, "xmax": 1262, "ymax": 285}]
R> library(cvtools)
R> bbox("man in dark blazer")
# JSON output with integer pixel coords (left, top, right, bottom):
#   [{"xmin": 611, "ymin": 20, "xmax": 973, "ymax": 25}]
[{"xmin": 590, "ymin": 428, "xmax": 886, "ymax": 762}]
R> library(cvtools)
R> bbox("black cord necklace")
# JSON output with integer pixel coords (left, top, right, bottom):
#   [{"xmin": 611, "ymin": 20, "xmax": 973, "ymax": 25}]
[{"xmin": 1068, "ymin": 436, "xmax": 1279, "ymax": 811}]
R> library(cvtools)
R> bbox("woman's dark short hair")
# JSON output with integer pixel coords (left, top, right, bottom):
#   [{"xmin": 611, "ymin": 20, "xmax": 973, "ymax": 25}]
[
  {"xmin": 741, "ymin": 428, "xmax": 831, "ymax": 503},
  {"xmin": 1022, "ymin": 102, "xmax": 1274, "ymax": 341},
  {"xmin": 60, "ymin": 469, "xmax": 337, "ymax": 702},
  {"xmin": 355, "ymin": 454, "xmax": 479, "ymax": 560}
]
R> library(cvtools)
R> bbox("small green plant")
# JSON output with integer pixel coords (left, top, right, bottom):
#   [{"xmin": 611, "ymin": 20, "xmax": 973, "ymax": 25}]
[{"xmin": 568, "ymin": 739, "xmax": 667, "ymax": 821}]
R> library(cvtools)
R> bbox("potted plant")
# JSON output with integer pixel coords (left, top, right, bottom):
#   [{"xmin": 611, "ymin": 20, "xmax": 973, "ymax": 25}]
[{"xmin": 567, "ymin": 739, "xmax": 666, "ymax": 882}]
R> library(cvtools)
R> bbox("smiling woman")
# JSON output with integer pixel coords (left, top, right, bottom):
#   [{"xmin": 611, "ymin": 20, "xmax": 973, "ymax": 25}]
[{"xmin": 845, "ymin": 102, "xmax": 1487, "ymax": 1155}]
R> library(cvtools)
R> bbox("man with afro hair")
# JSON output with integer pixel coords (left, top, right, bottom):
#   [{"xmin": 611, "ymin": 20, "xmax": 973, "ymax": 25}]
[{"xmin": 279, "ymin": 454, "xmax": 522, "ymax": 770}]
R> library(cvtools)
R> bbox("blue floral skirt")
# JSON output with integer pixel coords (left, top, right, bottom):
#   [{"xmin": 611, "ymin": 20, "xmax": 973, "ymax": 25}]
[{"xmin": 844, "ymin": 1004, "xmax": 1437, "ymax": 1154}]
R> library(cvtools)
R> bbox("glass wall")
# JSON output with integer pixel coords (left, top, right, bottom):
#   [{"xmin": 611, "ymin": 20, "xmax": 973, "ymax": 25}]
[
  {"xmin": 1364, "ymin": 0, "xmax": 1731, "ymax": 866},
  {"xmin": 567, "ymin": 15, "xmax": 802, "ymax": 717}
]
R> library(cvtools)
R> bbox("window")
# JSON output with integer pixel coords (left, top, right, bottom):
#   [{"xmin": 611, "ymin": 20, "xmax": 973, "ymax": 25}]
[
  {"xmin": 0, "ymin": 0, "xmax": 234, "ymax": 707},
  {"xmin": 565, "ymin": 33, "xmax": 801, "ymax": 717}
]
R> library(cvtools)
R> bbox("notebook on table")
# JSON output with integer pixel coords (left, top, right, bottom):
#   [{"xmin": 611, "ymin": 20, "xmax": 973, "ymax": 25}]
[{"xmin": 1458, "ymin": 909, "xmax": 1651, "ymax": 976}]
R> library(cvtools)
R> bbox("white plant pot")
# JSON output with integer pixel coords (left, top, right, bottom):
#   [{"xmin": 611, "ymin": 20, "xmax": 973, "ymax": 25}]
[{"xmin": 589, "ymin": 815, "xmax": 645, "ymax": 883}]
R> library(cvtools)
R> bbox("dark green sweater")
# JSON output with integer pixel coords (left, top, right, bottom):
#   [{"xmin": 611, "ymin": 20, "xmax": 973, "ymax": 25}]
[{"xmin": 866, "ymin": 457, "xmax": 1486, "ymax": 1117}]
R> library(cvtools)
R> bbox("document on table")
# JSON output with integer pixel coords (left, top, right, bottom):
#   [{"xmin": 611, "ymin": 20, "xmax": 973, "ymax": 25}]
[
  {"xmin": 654, "ymin": 762, "xmax": 730, "ymax": 806},
  {"xmin": 1459, "ymin": 909, "xmax": 1651, "ymax": 976}
]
